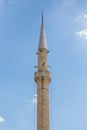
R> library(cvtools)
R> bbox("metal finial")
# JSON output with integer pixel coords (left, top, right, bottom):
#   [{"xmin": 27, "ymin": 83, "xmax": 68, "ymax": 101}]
[{"xmin": 42, "ymin": 11, "xmax": 44, "ymax": 21}]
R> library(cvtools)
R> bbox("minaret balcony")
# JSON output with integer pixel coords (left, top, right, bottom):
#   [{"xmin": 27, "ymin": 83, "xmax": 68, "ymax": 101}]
[{"xmin": 34, "ymin": 71, "xmax": 52, "ymax": 82}]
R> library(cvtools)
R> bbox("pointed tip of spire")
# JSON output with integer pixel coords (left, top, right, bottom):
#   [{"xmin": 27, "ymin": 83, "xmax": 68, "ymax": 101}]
[
  {"xmin": 42, "ymin": 11, "xmax": 44, "ymax": 22},
  {"xmin": 38, "ymin": 12, "xmax": 47, "ymax": 50}
]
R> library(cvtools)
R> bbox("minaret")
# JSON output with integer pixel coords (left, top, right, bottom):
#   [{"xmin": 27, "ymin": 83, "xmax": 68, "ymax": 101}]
[{"xmin": 34, "ymin": 13, "xmax": 52, "ymax": 130}]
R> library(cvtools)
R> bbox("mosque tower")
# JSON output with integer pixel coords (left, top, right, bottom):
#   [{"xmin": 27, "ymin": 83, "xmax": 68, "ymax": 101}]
[{"xmin": 34, "ymin": 14, "xmax": 52, "ymax": 130}]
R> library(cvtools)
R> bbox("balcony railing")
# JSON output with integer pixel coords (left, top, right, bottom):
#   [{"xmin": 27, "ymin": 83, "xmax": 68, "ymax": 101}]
[{"xmin": 34, "ymin": 71, "xmax": 51, "ymax": 78}]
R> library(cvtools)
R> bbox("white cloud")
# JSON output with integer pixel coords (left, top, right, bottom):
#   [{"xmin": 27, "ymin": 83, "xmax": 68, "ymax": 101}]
[
  {"xmin": 34, "ymin": 94, "xmax": 37, "ymax": 97},
  {"xmin": 25, "ymin": 94, "xmax": 37, "ymax": 104},
  {"xmin": 76, "ymin": 29, "xmax": 87, "ymax": 40},
  {"xmin": 32, "ymin": 98, "xmax": 37, "ymax": 104},
  {"xmin": 76, "ymin": 13, "xmax": 87, "ymax": 40},
  {"xmin": 31, "ymin": 94, "xmax": 37, "ymax": 104},
  {"xmin": 83, "ymin": 14, "xmax": 87, "ymax": 19},
  {"xmin": 0, "ymin": 116, "xmax": 5, "ymax": 123},
  {"xmin": 76, "ymin": 14, "xmax": 87, "ymax": 27},
  {"xmin": 77, "ymin": 14, "xmax": 87, "ymax": 19},
  {"xmin": 0, "ymin": 0, "xmax": 14, "ymax": 14}
]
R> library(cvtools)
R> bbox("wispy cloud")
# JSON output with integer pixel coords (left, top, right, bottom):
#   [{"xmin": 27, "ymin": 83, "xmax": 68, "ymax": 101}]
[
  {"xmin": 81, "ymin": 14, "xmax": 87, "ymax": 19},
  {"xmin": 77, "ymin": 14, "xmax": 87, "ymax": 20},
  {"xmin": 76, "ymin": 14, "xmax": 87, "ymax": 26},
  {"xmin": 76, "ymin": 29, "xmax": 87, "ymax": 39},
  {"xmin": 0, "ymin": 0, "xmax": 14, "ymax": 14},
  {"xmin": 31, "ymin": 94, "xmax": 37, "ymax": 104},
  {"xmin": 76, "ymin": 13, "xmax": 87, "ymax": 40},
  {"xmin": 25, "ymin": 94, "xmax": 37, "ymax": 104},
  {"xmin": 0, "ymin": 116, "xmax": 5, "ymax": 123}
]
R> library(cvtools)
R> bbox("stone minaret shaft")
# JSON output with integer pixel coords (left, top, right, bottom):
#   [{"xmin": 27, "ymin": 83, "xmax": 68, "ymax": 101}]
[{"xmin": 34, "ymin": 15, "xmax": 52, "ymax": 130}]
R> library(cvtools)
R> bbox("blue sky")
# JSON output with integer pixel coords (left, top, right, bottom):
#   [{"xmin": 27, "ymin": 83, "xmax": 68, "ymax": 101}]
[{"xmin": 0, "ymin": 0, "xmax": 87, "ymax": 130}]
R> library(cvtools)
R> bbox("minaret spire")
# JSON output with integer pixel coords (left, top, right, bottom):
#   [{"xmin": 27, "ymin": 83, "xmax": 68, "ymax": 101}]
[
  {"xmin": 34, "ymin": 14, "xmax": 52, "ymax": 130},
  {"xmin": 38, "ymin": 12, "xmax": 47, "ymax": 50}
]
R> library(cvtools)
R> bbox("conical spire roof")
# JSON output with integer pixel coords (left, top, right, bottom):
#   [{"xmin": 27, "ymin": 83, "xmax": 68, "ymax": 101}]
[{"xmin": 38, "ymin": 13, "xmax": 47, "ymax": 50}]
